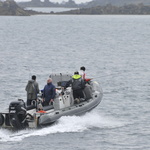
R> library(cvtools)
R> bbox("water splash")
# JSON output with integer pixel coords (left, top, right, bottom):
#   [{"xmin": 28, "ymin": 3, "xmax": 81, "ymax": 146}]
[{"xmin": 0, "ymin": 111, "xmax": 127, "ymax": 142}]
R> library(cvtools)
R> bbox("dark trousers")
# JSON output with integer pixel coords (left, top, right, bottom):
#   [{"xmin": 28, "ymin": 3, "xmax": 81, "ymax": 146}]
[
  {"xmin": 42, "ymin": 100, "xmax": 53, "ymax": 106},
  {"xmin": 27, "ymin": 99, "xmax": 36, "ymax": 106},
  {"xmin": 42, "ymin": 100, "xmax": 49, "ymax": 106},
  {"xmin": 73, "ymin": 89, "xmax": 84, "ymax": 99}
]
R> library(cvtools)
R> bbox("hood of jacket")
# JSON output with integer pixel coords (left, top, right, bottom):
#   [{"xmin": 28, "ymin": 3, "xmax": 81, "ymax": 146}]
[
  {"xmin": 72, "ymin": 74, "xmax": 81, "ymax": 79},
  {"xmin": 28, "ymin": 79, "xmax": 35, "ymax": 83}
]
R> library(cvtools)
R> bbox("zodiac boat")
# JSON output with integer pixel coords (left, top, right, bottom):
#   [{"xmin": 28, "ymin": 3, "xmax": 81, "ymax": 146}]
[{"xmin": 0, "ymin": 73, "xmax": 103, "ymax": 130}]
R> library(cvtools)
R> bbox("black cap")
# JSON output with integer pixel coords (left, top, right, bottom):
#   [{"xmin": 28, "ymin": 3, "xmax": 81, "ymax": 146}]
[
  {"xmin": 74, "ymin": 71, "xmax": 79, "ymax": 75},
  {"xmin": 80, "ymin": 66, "xmax": 86, "ymax": 71},
  {"xmin": 32, "ymin": 75, "xmax": 36, "ymax": 80}
]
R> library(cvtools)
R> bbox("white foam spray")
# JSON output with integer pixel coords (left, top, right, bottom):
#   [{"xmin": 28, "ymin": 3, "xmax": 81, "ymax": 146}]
[{"xmin": 0, "ymin": 110, "xmax": 127, "ymax": 142}]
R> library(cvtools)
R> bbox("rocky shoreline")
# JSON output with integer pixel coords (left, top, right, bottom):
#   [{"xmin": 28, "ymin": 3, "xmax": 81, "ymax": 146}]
[
  {"xmin": 0, "ymin": 1, "xmax": 49, "ymax": 16},
  {"xmin": 55, "ymin": 4, "xmax": 150, "ymax": 15}
]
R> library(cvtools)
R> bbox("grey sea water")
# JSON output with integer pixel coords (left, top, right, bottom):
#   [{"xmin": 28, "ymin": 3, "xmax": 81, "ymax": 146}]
[{"xmin": 0, "ymin": 14, "xmax": 150, "ymax": 150}]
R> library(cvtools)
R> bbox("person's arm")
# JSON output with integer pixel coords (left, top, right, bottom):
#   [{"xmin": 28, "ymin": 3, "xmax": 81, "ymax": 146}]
[
  {"xmin": 51, "ymin": 86, "xmax": 56, "ymax": 99},
  {"xmin": 42, "ymin": 87, "xmax": 45, "ymax": 102},
  {"xmin": 83, "ymin": 72, "xmax": 86, "ymax": 79},
  {"xmin": 25, "ymin": 82, "xmax": 29, "ymax": 91},
  {"xmin": 49, "ymin": 86, "xmax": 56, "ymax": 104},
  {"xmin": 65, "ymin": 79, "xmax": 72, "ymax": 89},
  {"xmin": 36, "ymin": 83, "xmax": 40, "ymax": 93},
  {"xmin": 81, "ymin": 79, "xmax": 85, "ymax": 89}
]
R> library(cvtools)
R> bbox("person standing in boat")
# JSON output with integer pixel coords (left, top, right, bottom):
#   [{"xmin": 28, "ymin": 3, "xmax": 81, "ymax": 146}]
[
  {"xmin": 65, "ymin": 71, "xmax": 85, "ymax": 103},
  {"xmin": 25, "ymin": 75, "xmax": 40, "ymax": 106},
  {"xmin": 79, "ymin": 66, "xmax": 86, "ymax": 80},
  {"xmin": 42, "ymin": 78, "xmax": 56, "ymax": 106}
]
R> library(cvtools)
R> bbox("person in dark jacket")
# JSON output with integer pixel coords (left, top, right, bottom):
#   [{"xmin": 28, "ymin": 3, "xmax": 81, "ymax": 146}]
[
  {"xmin": 42, "ymin": 78, "xmax": 56, "ymax": 106},
  {"xmin": 65, "ymin": 71, "xmax": 85, "ymax": 103},
  {"xmin": 25, "ymin": 75, "xmax": 39, "ymax": 106}
]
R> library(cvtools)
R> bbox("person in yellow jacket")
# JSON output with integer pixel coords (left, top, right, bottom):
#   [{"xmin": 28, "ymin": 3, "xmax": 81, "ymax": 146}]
[{"xmin": 65, "ymin": 71, "xmax": 85, "ymax": 103}]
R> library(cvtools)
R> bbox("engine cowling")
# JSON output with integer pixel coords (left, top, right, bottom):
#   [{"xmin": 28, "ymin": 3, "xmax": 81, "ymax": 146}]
[
  {"xmin": 0, "ymin": 114, "xmax": 4, "ymax": 126},
  {"xmin": 9, "ymin": 99, "xmax": 27, "ymax": 129}
]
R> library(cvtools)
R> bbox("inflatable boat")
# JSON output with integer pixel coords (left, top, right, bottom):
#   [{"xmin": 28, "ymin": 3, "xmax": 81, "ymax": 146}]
[{"xmin": 0, "ymin": 73, "xmax": 103, "ymax": 130}]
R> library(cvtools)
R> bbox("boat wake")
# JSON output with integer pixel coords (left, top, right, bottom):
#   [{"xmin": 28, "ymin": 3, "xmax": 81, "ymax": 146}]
[{"xmin": 0, "ymin": 110, "xmax": 127, "ymax": 142}]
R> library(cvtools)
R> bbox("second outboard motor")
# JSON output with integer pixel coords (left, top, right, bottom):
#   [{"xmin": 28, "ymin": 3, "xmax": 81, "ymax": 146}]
[{"xmin": 9, "ymin": 99, "xmax": 27, "ymax": 129}]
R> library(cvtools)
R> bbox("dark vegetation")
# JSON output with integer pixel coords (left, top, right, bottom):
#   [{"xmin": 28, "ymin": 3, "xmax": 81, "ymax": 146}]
[
  {"xmin": 55, "ymin": 3, "xmax": 150, "ymax": 15},
  {"xmin": 0, "ymin": 1, "xmax": 49, "ymax": 16}
]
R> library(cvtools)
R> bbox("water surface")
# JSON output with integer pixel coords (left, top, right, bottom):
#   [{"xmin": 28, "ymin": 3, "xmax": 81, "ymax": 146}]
[{"xmin": 0, "ymin": 15, "xmax": 150, "ymax": 150}]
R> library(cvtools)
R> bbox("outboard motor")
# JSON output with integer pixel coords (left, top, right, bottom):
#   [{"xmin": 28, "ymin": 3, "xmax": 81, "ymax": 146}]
[
  {"xmin": 0, "ymin": 114, "xmax": 4, "ymax": 127},
  {"xmin": 9, "ymin": 99, "xmax": 27, "ymax": 129}
]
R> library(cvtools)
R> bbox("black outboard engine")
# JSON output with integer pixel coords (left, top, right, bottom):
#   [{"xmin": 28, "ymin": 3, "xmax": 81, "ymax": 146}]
[
  {"xmin": 9, "ymin": 99, "xmax": 27, "ymax": 129},
  {"xmin": 0, "ymin": 114, "xmax": 4, "ymax": 126}
]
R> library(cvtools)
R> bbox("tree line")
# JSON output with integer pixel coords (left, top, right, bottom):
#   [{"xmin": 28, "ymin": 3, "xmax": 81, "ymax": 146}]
[{"xmin": 55, "ymin": 3, "xmax": 150, "ymax": 15}]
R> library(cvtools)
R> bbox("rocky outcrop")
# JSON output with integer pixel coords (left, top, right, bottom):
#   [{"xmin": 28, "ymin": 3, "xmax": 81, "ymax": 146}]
[{"xmin": 0, "ymin": 1, "xmax": 48, "ymax": 16}]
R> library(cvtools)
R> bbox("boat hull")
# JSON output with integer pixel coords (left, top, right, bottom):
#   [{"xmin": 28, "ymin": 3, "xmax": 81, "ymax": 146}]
[{"xmin": 39, "ymin": 88, "xmax": 103, "ymax": 126}]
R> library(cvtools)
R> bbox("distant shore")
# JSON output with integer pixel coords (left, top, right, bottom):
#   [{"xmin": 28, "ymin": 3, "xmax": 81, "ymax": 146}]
[
  {"xmin": 0, "ymin": 1, "xmax": 150, "ymax": 16},
  {"xmin": 55, "ymin": 4, "xmax": 150, "ymax": 15}
]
